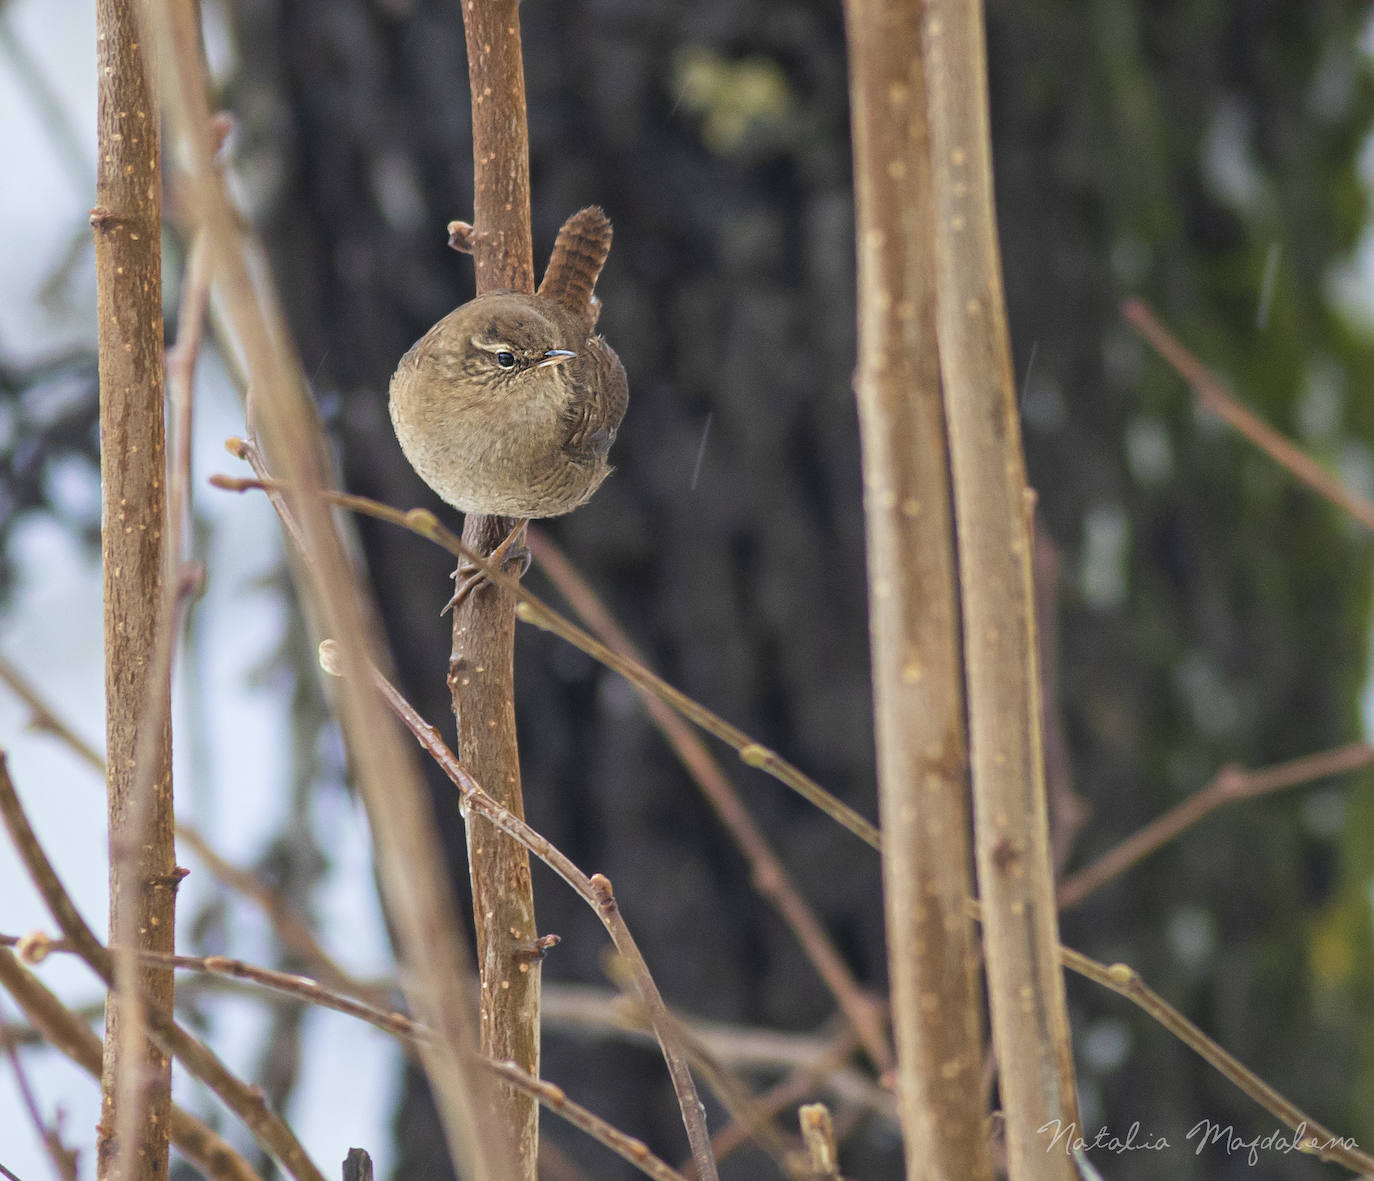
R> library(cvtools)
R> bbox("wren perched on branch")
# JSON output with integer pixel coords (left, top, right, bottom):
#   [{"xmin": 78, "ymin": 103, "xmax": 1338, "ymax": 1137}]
[{"xmin": 389, "ymin": 207, "xmax": 629, "ymax": 524}]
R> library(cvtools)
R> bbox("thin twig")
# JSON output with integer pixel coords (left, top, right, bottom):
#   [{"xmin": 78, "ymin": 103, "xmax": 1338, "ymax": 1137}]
[
  {"xmin": 173, "ymin": 827, "xmax": 383, "ymax": 1002},
  {"xmin": 703, "ymin": 1026, "xmax": 861, "ymax": 1168},
  {"xmin": 516, "ymin": 587, "xmax": 880, "ymax": 850},
  {"xmin": 528, "ymin": 530, "xmax": 892, "ymax": 1072},
  {"xmin": 212, "ymin": 473, "xmax": 879, "ymax": 850},
  {"xmin": 664, "ymin": 1036, "xmax": 797, "ymax": 1173},
  {"xmin": 0, "ymin": 948, "xmax": 264, "ymax": 1181},
  {"xmin": 593, "ymin": 960, "xmax": 796, "ymax": 1175},
  {"xmin": 4, "ymin": 933, "xmax": 697, "ymax": 1181},
  {"xmin": 139, "ymin": 951, "xmax": 421, "ymax": 1042},
  {"xmin": 480, "ymin": 1060, "xmax": 690, "ymax": 1181},
  {"xmin": 1123, "ymin": 299, "xmax": 1374, "ymax": 533},
  {"xmin": 0, "ymin": 755, "xmax": 327, "ymax": 1181},
  {"xmin": 3, "ymin": 937, "xmax": 889, "ymax": 1129},
  {"xmin": 0, "ymin": 654, "xmax": 105, "ymax": 773},
  {"xmin": 1057, "ymin": 742, "xmax": 1374, "ymax": 910},
  {"xmin": 318, "ymin": 646, "xmax": 719, "ymax": 1181},
  {"xmin": 167, "ymin": 229, "xmax": 212, "ymax": 558},
  {"xmin": 589, "ymin": 876, "xmax": 719, "ymax": 1181},
  {"xmin": 0, "ymin": 650, "xmax": 377, "ymax": 1003},
  {"xmin": 4, "ymin": 938, "xmax": 894, "ymax": 1179},
  {"xmin": 3, "ymin": 934, "xmax": 409, "ymax": 1045},
  {"xmin": 1035, "ymin": 530, "xmax": 1089, "ymax": 875},
  {"xmin": 2, "ymin": 963, "xmax": 890, "ymax": 1125},
  {"xmin": 539, "ymin": 987, "xmax": 891, "ymax": 1121},
  {"xmin": 7, "ymin": 593, "xmax": 196, "ymax": 1181},
  {"xmin": 0, "ymin": 994, "xmax": 79, "ymax": 1181},
  {"xmin": 1058, "ymin": 948, "xmax": 1374, "ymax": 1176}
]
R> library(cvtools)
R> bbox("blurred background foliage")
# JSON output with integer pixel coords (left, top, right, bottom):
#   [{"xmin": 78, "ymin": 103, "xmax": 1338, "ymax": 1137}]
[{"xmin": 6, "ymin": 0, "xmax": 1374, "ymax": 1177}]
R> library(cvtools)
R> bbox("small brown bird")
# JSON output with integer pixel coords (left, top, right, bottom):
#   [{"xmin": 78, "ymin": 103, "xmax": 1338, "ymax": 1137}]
[{"xmin": 389, "ymin": 207, "xmax": 629, "ymax": 521}]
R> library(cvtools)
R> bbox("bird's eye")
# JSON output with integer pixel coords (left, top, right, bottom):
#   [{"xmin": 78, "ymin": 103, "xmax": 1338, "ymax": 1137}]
[{"xmin": 495, "ymin": 351, "xmax": 516, "ymax": 369}]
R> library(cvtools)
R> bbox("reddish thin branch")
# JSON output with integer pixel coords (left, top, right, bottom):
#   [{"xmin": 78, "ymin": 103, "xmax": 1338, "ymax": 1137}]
[
  {"xmin": 0, "ymin": 993, "xmax": 79, "ymax": 1181},
  {"xmin": 528, "ymin": 530, "xmax": 892, "ymax": 1072},
  {"xmin": 320, "ymin": 645, "xmax": 719, "ymax": 1179},
  {"xmin": 0, "ymin": 948, "xmax": 263, "ymax": 1181},
  {"xmin": 1057, "ymin": 742, "xmax": 1374, "ymax": 910},
  {"xmin": 3, "ymin": 937, "xmax": 698, "ymax": 1181},
  {"xmin": 1124, "ymin": 299, "xmax": 1374, "ymax": 533},
  {"xmin": 0, "ymin": 754, "xmax": 327, "ymax": 1181},
  {"xmin": 1058, "ymin": 947, "xmax": 1374, "ymax": 1176},
  {"xmin": 173, "ymin": 826, "xmax": 382, "ymax": 1002},
  {"xmin": 705, "ymin": 1026, "xmax": 859, "ymax": 1167},
  {"xmin": 590, "ymin": 876, "xmax": 719, "ymax": 1181},
  {"xmin": 0, "ymin": 654, "xmax": 104, "ymax": 773},
  {"xmin": 210, "ymin": 474, "xmax": 878, "ymax": 848},
  {"xmin": 0, "ymin": 649, "xmax": 376, "ymax": 1004},
  {"xmin": 479, "ymin": 1061, "xmax": 689, "ymax": 1181}
]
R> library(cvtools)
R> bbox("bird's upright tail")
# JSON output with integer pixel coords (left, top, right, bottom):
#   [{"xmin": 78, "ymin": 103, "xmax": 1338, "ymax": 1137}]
[{"xmin": 538, "ymin": 206, "xmax": 613, "ymax": 329}]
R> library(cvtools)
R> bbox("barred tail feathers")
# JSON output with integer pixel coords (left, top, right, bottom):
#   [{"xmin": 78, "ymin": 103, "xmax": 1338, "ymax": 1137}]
[{"xmin": 538, "ymin": 206, "xmax": 613, "ymax": 326}]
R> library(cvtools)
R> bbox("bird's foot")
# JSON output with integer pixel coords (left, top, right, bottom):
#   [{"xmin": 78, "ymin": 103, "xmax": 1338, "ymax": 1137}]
[{"xmin": 442, "ymin": 519, "xmax": 531, "ymax": 615}]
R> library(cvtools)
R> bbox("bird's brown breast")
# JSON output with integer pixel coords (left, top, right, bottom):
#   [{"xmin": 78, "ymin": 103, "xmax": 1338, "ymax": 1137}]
[{"xmin": 389, "ymin": 291, "xmax": 627, "ymax": 517}]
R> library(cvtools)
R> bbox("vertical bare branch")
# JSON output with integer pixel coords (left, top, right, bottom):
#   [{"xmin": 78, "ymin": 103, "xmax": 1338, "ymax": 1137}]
[
  {"xmin": 141, "ymin": 2, "xmax": 509, "ymax": 1177},
  {"xmin": 92, "ymin": 0, "xmax": 175, "ymax": 1175},
  {"xmin": 460, "ymin": 0, "xmax": 534, "ymax": 294},
  {"xmin": 842, "ymin": 0, "xmax": 991, "ymax": 1176},
  {"xmin": 923, "ymin": 3, "xmax": 1079, "ymax": 1174},
  {"xmin": 451, "ymin": 1, "xmax": 539, "ymax": 1174}
]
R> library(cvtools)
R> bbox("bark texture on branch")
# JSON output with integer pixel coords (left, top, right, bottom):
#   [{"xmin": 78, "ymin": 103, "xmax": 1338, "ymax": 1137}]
[
  {"xmin": 842, "ymin": 0, "xmax": 991, "ymax": 1176},
  {"xmin": 925, "ymin": 3, "xmax": 1079, "ymax": 1175},
  {"xmin": 450, "ymin": 1, "xmax": 540, "ymax": 1175},
  {"xmin": 93, "ymin": 0, "xmax": 175, "ymax": 1175}
]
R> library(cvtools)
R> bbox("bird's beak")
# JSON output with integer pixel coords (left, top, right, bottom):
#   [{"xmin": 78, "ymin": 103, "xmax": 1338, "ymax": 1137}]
[{"xmin": 537, "ymin": 349, "xmax": 576, "ymax": 369}]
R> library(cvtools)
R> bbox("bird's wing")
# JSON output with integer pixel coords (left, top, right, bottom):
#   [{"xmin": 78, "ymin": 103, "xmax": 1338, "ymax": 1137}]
[{"xmin": 560, "ymin": 339, "xmax": 629, "ymax": 463}]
